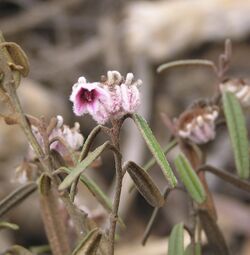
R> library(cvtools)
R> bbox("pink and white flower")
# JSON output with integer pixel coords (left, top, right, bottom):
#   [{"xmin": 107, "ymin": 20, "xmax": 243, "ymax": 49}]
[
  {"xmin": 50, "ymin": 117, "xmax": 84, "ymax": 157},
  {"xmin": 102, "ymin": 71, "xmax": 141, "ymax": 116},
  {"xmin": 28, "ymin": 116, "xmax": 84, "ymax": 160},
  {"xmin": 70, "ymin": 77, "xmax": 111, "ymax": 124},
  {"xmin": 70, "ymin": 71, "xmax": 141, "ymax": 124},
  {"xmin": 120, "ymin": 73, "xmax": 141, "ymax": 113}
]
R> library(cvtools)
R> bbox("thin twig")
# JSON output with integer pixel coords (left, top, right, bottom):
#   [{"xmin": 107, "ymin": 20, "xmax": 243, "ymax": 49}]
[
  {"xmin": 157, "ymin": 59, "xmax": 218, "ymax": 74},
  {"xmin": 198, "ymin": 164, "xmax": 250, "ymax": 193},
  {"xmin": 141, "ymin": 187, "xmax": 172, "ymax": 246},
  {"xmin": 0, "ymin": 183, "xmax": 37, "ymax": 217}
]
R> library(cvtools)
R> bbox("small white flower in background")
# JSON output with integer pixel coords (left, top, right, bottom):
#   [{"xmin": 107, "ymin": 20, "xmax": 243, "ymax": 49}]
[
  {"xmin": 177, "ymin": 105, "xmax": 219, "ymax": 144},
  {"xmin": 219, "ymin": 79, "xmax": 250, "ymax": 107},
  {"xmin": 28, "ymin": 115, "xmax": 84, "ymax": 160},
  {"xmin": 13, "ymin": 160, "xmax": 39, "ymax": 184},
  {"xmin": 70, "ymin": 71, "xmax": 141, "ymax": 124}
]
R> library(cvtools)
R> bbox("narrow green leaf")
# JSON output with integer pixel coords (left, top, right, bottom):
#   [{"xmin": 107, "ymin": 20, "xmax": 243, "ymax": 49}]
[
  {"xmin": 29, "ymin": 245, "xmax": 50, "ymax": 254},
  {"xmin": 132, "ymin": 114, "xmax": 177, "ymax": 187},
  {"xmin": 129, "ymin": 139, "xmax": 177, "ymax": 193},
  {"xmin": 198, "ymin": 209, "xmax": 229, "ymax": 255},
  {"xmin": 174, "ymin": 154, "xmax": 206, "ymax": 204},
  {"xmin": 72, "ymin": 228, "xmax": 102, "ymax": 255},
  {"xmin": 168, "ymin": 223, "xmax": 184, "ymax": 255},
  {"xmin": 0, "ymin": 221, "xmax": 19, "ymax": 231},
  {"xmin": 62, "ymin": 168, "xmax": 112, "ymax": 213},
  {"xmin": 59, "ymin": 142, "xmax": 109, "ymax": 190},
  {"xmin": 5, "ymin": 245, "xmax": 33, "ymax": 255},
  {"xmin": 184, "ymin": 243, "xmax": 201, "ymax": 255},
  {"xmin": 125, "ymin": 161, "xmax": 164, "ymax": 207},
  {"xmin": 62, "ymin": 168, "xmax": 125, "ymax": 228},
  {"xmin": 222, "ymin": 91, "xmax": 250, "ymax": 179},
  {"xmin": 0, "ymin": 183, "xmax": 37, "ymax": 217}
]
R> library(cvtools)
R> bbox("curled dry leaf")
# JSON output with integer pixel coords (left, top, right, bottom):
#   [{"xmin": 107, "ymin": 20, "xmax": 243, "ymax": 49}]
[
  {"xmin": 2, "ymin": 42, "xmax": 29, "ymax": 77},
  {"xmin": 124, "ymin": 161, "xmax": 164, "ymax": 207},
  {"xmin": 38, "ymin": 173, "xmax": 51, "ymax": 196}
]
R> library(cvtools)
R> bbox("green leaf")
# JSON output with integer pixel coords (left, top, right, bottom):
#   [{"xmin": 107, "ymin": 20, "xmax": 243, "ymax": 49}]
[
  {"xmin": 72, "ymin": 228, "xmax": 102, "ymax": 255},
  {"xmin": 132, "ymin": 114, "xmax": 177, "ymax": 187},
  {"xmin": 125, "ymin": 161, "xmax": 164, "ymax": 207},
  {"xmin": 59, "ymin": 142, "xmax": 109, "ymax": 190},
  {"xmin": 5, "ymin": 245, "xmax": 33, "ymax": 255},
  {"xmin": 0, "ymin": 221, "xmax": 19, "ymax": 231},
  {"xmin": 184, "ymin": 243, "xmax": 201, "ymax": 255},
  {"xmin": 168, "ymin": 223, "xmax": 184, "ymax": 255},
  {"xmin": 29, "ymin": 245, "xmax": 50, "ymax": 254},
  {"xmin": 0, "ymin": 183, "xmax": 37, "ymax": 217},
  {"xmin": 222, "ymin": 91, "xmax": 250, "ymax": 179},
  {"xmin": 174, "ymin": 154, "xmax": 206, "ymax": 204},
  {"xmin": 62, "ymin": 167, "xmax": 112, "ymax": 212},
  {"xmin": 62, "ymin": 167, "xmax": 125, "ymax": 228}
]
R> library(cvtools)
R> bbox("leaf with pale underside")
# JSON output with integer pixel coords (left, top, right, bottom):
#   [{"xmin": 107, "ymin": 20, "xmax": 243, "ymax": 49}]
[
  {"xmin": 168, "ymin": 223, "xmax": 184, "ymax": 255},
  {"xmin": 132, "ymin": 114, "xmax": 177, "ymax": 188},
  {"xmin": 174, "ymin": 154, "xmax": 206, "ymax": 204},
  {"xmin": 59, "ymin": 142, "xmax": 109, "ymax": 190},
  {"xmin": 125, "ymin": 161, "xmax": 164, "ymax": 207},
  {"xmin": 222, "ymin": 91, "xmax": 249, "ymax": 179}
]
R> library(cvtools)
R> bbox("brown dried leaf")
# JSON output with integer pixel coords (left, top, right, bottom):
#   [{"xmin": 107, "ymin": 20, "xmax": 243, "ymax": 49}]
[
  {"xmin": 125, "ymin": 161, "xmax": 164, "ymax": 207},
  {"xmin": 198, "ymin": 209, "xmax": 229, "ymax": 255}
]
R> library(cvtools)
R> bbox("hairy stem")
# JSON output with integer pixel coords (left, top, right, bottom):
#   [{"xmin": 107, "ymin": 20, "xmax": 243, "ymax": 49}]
[
  {"xmin": 40, "ymin": 187, "xmax": 71, "ymax": 255},
  {"xmin": 108, "ymin": 120, "xmax": 123, "ymax": 255}
]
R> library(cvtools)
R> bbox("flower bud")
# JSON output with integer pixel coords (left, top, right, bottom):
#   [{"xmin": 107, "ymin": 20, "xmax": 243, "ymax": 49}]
[
  {"xmin": 177, "ymin": 105, "xmax": 219, "ymax": 144},
  {"xmin": 220, "ymin": 79, "xmax": 250, "ymax": 107}
]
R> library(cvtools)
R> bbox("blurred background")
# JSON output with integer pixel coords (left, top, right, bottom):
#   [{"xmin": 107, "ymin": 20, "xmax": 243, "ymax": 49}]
[{"xmin": 1, "ymin": 0, "xmax": 250, "ymax": 254}]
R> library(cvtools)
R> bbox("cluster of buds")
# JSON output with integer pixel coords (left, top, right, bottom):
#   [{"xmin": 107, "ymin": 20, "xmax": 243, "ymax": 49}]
[
  {"xmin": 28, "ymin": 115, "xmax": 84, "ymax": 161},
  {"xmin": 70, "ymin": 71, "xmax": 141, "ymax": 124},
  {"xmin": 219, "ymin": 78, "xmax": 250, "ymax": 107},
  {"xmin": 177, "ymin": 104, "xmax": 219, "ymax": 144}
]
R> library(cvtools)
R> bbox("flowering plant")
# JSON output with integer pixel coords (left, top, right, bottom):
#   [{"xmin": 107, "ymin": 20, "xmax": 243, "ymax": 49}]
[{"xmin": 0, "ymin": 33, "xmax": 250, "ymax": 255}]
